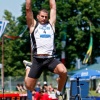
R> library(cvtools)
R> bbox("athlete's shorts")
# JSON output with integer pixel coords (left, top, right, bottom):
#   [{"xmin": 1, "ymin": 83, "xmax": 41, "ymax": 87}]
[{"xmin": 28, "ymin": 57, "xmax": 61, "ymax": 78}]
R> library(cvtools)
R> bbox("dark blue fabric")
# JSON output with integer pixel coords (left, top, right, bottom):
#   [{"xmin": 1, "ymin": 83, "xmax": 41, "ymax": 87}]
[{"xmin": 27, "ymin": 90, "xmax": 32, "ymax": 100}]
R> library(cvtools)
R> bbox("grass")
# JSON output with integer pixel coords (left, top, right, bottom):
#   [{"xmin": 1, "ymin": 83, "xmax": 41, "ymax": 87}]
[{"xmin": 89, "ymin": 90, "xmax": 100, "ymax": 97}]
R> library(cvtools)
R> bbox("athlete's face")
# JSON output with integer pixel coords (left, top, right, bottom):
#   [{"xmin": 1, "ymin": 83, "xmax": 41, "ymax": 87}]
[{"xmin": 37, "ymin": 11, "xmax": 48, "ymax": 24}]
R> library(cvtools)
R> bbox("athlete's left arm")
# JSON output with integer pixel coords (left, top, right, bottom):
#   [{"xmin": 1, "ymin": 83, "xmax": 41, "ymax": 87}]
[{"xmin": 49, "ymin": 0, "xmax": 56, "ymax": 28}]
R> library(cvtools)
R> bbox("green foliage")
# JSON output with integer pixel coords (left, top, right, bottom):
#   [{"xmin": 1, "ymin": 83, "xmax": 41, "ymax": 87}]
[
  {"xmin": 0, "ymin": 0, "xmax": 100, "ymax": 77},
  {"xmin": 89, "ymin": 90, "xmax": 100, "ymax": 96}
]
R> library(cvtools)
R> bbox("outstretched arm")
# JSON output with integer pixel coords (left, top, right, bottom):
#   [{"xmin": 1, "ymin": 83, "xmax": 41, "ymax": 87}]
[
  {"xmin": 26, "ymin": 0, "xmax": 36, "ymax": 32},
  {"xmin": 49, "ymin": 0, "xmax": 56, "ymax": 26}
]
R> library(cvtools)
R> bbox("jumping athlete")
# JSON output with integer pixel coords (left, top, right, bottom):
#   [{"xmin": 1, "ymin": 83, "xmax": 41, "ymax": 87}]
[{"xmin": 24, "ymin": 0, "xmax": 67, "ymax": 99}]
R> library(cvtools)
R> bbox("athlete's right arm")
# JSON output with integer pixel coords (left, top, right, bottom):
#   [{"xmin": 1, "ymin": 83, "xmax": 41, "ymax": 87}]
[{"xmin": 26, "ymin": 0, "xmax": 36, "ymax": 33}]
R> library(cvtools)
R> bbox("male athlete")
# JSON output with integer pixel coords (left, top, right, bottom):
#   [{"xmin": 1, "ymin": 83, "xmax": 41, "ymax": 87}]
[{"xmin": 24, "ymin": 0, "xmax": 67, "ymax": 99}]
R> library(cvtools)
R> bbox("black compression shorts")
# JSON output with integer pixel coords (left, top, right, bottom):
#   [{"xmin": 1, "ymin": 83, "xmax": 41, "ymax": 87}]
[{"xmin": 28, "ymin": 57, "xmax": 61, "ymax": 78}]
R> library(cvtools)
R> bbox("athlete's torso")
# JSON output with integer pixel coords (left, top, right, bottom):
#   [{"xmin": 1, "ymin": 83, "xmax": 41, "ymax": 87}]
[{"xmin": 31, "ymin": 22, "xmax": 55, "ymax": 56}]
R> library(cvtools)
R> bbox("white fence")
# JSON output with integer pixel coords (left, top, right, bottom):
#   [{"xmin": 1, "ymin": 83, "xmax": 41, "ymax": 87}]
[{"xmin": 0, "ymin": 75, "xmax": 58, "ymax": 92}]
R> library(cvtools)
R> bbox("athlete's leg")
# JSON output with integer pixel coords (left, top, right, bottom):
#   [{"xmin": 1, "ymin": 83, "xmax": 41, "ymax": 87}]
[
  {"xmin": 23, "ymin": 60, "xmax": 38, "ymax": 91},
  {"xmin": 25, "ymin": 76, "xmax": 37, "ymax": 91},
  {"xmin": 54, "ymin": 63, "xmax": 67, "ymax": 92}
]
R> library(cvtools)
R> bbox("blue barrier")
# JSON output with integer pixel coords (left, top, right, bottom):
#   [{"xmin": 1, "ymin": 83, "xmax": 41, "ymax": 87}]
[
  {"xmin": 70, "ymin": 80, "xmax": 89, "ymax": 98},
  {"xmin": 91, "ymin": 97, "xmax": 100, "ymax": 100}
]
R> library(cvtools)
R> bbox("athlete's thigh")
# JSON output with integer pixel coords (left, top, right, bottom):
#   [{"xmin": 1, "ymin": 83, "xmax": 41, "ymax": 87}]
[
  {"xmin": 54, "ymin": 63, "xmax": 67, "ymax": 74},
  {"xmin": 48, "ymin": 57, "xmax": 67, "ymax": 74},
  {"xmin": 47, "ymin": 58, "xmax": 61, "ymax": 72},
  {"xmin": 26, "ymin": 77, "xmax": 37, "ymax": 87},
  {"xmin": 28, "ymin": 58, "xmax": 43, "ymax": 78}
]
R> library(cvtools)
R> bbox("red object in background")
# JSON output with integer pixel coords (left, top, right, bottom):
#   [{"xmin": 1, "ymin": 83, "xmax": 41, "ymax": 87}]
[
  {"xmin": 0, "ymin": 93, "xmax": 20, "ymax": 97},
  {"xmin": 0, "ymin": 93, "xmax": 58, "ymax": 100},
  {"xmin": 34, "ymin": 92, "xmax": 41, "ymax": 100},
  {"xmin": 34, "ymin": 92, "xmax": 58, "ymax": 100},
  {"xmin": 4, "ymin": 35, "xmax": 20, "ymax": 40},
  {"xmin": 61, "ymin": 58, "xmax": 65, "ymax": 64},
  {"xmin": 40, "ymin": 93, "xmax": 50, "ymax": 100}
]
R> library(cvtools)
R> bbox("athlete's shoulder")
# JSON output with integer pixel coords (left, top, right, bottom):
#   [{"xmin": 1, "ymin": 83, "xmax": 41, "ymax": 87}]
[
  {"xmin": 30, "ymin": 20, "xmax": 37, "ymax": 34},
  {"xmin": 48, "ymin": 20, "xmax": 55, "ymax": 32}
]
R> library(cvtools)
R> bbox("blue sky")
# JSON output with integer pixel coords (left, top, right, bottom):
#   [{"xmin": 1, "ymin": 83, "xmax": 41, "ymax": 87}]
[{"xmin": 0, "ymin": 0, "xmax": 25, "ymax": 19}]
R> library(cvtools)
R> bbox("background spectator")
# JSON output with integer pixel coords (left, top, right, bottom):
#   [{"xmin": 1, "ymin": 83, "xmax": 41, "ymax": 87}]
[
  {"xmin": 16, "ymin": 83, "xmax": 26, "ymax": 92},
  {"xmin": 20, "ymin": 84, "xmax": 27, "ymax": 91},
  {"xmin": 16, "ymin": 84, "xmax": 22, "ymax": 92},
  {"xmin": 96, "ymin": 83, "xmax": 100, "ymax": 93},
  {"xmin": 35, "ymin": 81, "xmax": 42, "ymax": 92}
]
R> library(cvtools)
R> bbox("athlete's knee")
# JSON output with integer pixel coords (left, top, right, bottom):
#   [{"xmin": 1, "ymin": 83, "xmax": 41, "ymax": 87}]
[
  {"xmin": 58, "ymin": 65, "xmax": 67, "ymax": 75},
  {"xmin": 24, "ymin": 79, "xmax": 33, "ymax": 91},
  {"xmin": 25, "ymin": 82, "xmax": 33, "ymax": 91}
]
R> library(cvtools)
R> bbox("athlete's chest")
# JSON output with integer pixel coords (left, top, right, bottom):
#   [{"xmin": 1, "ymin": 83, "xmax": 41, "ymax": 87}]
[{"xmin": 34, "ymin": 23, "xmax": 54, "ymax": 38}]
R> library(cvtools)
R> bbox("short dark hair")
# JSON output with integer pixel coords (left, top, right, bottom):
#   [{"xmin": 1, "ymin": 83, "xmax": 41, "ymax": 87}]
[{"xmin": 38, "ymin": 9, "xmax": 48, "ymax": 15}]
